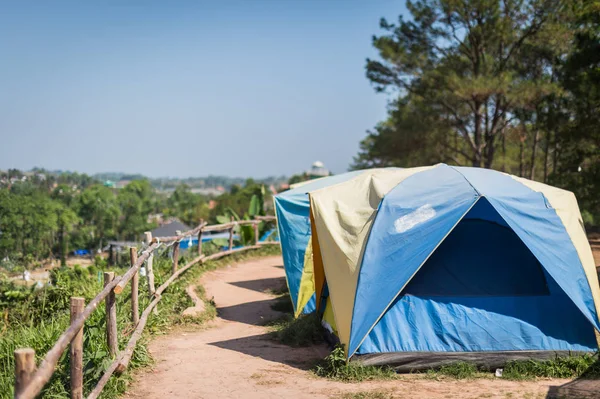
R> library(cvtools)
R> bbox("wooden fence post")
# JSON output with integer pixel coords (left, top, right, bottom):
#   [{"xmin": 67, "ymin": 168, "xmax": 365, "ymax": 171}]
[
  {"xmin": 197, "ymin": 219, "xmax": 203, "ymax": 256},
  {"xmin": 143, "ymin": 232, "xmax": 155, "ymax": 297},
  {"xmin": 104, "ymin": 272, "xmax": 118, "ymax": 357},
  {"xmin": 254, "ymin": 221, "xmax": 260, "ymax": 245},
  {"xmin": 14, "ymin": 348, "xmax": 35, "ymax": 398},
  {"xmin": 144, "ymin": 232, "xmax": 157, "ymax": 315},
  {"xmin": 70, "ymin": 297, "xmax": 84, "ymax": 399},
  {"xmin": 229, "ymin": 217, "xmax": 234, "ymax": 251},
  {"xmin": 129, "ymin": 247, "xmax": 139, "ymax": 326},
  {"xmin": 172, "ymin": 231, "xmax": 180, "ymax": 274}
]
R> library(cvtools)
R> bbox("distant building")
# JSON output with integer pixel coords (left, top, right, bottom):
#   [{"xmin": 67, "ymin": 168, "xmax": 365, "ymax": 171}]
[
  {"xmin": 190, "ymin": 187, "xmax": 225, "ymax": 196},
  {"xmin": 116, "ymin": 180, "xmax": 131, "ymax": 189},
  {"xmin": 308, "ymin": 161, "xmax": 330, "ymax": 178},
  {"xmin": 150, "ymin": 219, "xmax": 192, "ymax": 238}
]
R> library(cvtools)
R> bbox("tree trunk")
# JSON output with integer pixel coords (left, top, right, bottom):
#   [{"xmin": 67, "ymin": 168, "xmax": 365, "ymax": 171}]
[
  {"xmin": 543, "ymin": 129, "xmax": 550, "ymax": 183},
  {"xmin": 484, "ymin": 133, "xmax": 496, "ymax": 169},
  {"xmin": 529, "ymin": 129, "xmax": 540, "ymax": 180},
  {"xmin": 501, "ymin": 131, "xmax": 506, "ymax": 172},
  {"xmin": 519, "ymin": 134, "xmax": 525, "ymax": 178},
  {"xmin": 552, "ymin": 130, "xmax": 559, "ymax": 176},
  {"xmin": 473, "ymin": 103, "xmax": 483, "ymax": 167},
  {"xmin": 59, "ymin": 226, "xmax": 67, "ymax": 267}
]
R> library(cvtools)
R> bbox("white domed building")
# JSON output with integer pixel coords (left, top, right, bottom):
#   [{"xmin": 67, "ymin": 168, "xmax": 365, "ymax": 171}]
[{"xmin": 309, "ymin": 161, "xmax": 330, "ymax": 178}]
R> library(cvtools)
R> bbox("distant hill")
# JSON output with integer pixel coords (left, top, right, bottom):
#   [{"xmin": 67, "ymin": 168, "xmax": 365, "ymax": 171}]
[
  {"xmin": 147, "ymin": 175, "xmax": 288, "ymax": 191},
  {"xmin": 92, "ymin": 172, "xmax": 287, "ymax": 190}
]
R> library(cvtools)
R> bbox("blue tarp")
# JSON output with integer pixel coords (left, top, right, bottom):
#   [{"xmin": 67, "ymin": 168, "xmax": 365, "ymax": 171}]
[
  {"xmin": 178, "ymin": 232, "xmax": 238, "ymax": 249},
  {"xmin": 178, "ymin": 228, "xmax": 278, "ymax": 250}
]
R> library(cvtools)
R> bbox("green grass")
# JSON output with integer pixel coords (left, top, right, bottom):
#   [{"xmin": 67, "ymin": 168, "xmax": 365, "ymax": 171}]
[
  {"xmin": 501, "ymin": 353, "xmax": 600, "ymax": 380},
  {"xmin": 312, "ymin": 346, "xmax": 397, "ymax": 382},
  {"xmin": 269, "ymin": 292, "xmax": 294, "ymax": 314},
  {"xmin": 420, "ymin": 354, "xmax": 600, "ymax": 381},
  {"xmin": 0, "ymin": 245, "xmax": 280, "ymax": 399},
  {"xmin": 425, "ymin": 361, "xmax": 480, "ymax": 379},
  {"xmin": 265, "ymin": 282, "xmax": 324, "ymax": 347},
  {"xmin": 263, "ymin": 285, "xmax": 289, "ymax": 296},
  {"xmin": 333, "ymin": 391, "xmax": 395, "ymax": 399},
  {"xmin": 266, "ymin": 312, "xmax": 324, "ymax": 347}
]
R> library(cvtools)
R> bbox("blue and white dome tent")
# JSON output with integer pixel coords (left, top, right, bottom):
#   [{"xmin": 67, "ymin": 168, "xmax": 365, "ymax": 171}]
[{"xmin": 308, "ymin": 164, "xmax": 600, "ymax": 370}]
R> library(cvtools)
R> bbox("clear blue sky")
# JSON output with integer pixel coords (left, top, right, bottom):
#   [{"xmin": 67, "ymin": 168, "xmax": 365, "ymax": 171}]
[{"xmin": 0, "ymin": 1, "xmax": 407, "ymax": 178}]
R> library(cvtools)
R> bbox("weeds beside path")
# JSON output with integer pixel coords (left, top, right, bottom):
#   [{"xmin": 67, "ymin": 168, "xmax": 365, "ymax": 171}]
[{"xmin": 124, "ymin": 255, "xmax": 588, "ymax": 399}]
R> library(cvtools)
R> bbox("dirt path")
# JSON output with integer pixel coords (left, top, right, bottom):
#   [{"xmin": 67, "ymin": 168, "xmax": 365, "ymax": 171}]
[{"xmin": 125, "ymin": 255, "xmax": 593, "ymax": 399}]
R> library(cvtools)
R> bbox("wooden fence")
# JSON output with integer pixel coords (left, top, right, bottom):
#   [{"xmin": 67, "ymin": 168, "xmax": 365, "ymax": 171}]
[{"xmin": 13, "ymin": 216, "xmax": 277, "ymax": 399}]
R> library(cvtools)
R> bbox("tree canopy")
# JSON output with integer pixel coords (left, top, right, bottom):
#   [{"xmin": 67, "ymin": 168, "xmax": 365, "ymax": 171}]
[{"xmin": 355, "ymin": 0, "xmax": 600, "ymax": 225}]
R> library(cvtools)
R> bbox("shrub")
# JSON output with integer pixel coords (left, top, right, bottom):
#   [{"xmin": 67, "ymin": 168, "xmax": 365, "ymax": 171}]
[
  {"xmin": 313, "ymin": 346, "xmax": 397, "ymax": 382},
  {"xmin": 269, "ymin": 293, "xmax": 294, "ymax": 313},
  {"xmin": 426, "ymin": 362, "xmax": 478, "ymax": 379},
  {"xmin": 268, "ymin": 313, "xmax": 324, "ymax": 347},
  {"xmin": 502, "ymin": 354, "xmax": 600, "ymax": 380}
]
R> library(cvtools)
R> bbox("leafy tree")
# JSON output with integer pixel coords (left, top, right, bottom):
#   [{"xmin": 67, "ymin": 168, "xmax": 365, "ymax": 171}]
[
  {"xmin": 117, "ymin": 180, "xmax": 155, "ymax": 240},
  {"xmin": 165, "ymin": 184, "xmax": 210, "ymax": 226},
  {"xmin": 550, "ymin": 0, "xmax": 600, "ymax": 224},
  {"xmin": 0, "ymin": 190, "xmax": 60, "ymax": 263},
  {"xmin": 354, "ymin": 96, "xmax": 453, "ymax": 168},
  {"xmin": 214, "ymin": 184, "xmax": 269, "ymax": 246},
  {"xmin": 361, "ymin": 0, "xmax": 567, "ymax": 169},
  {"xmin": 77, "ymin": 185, "xmax": 120, "ymax": 250},
  {"xmin": 356, "ymin": 1, "xmax": 600, "ymax": 225},
  {"xmin": 55, "ymin": 203, "xmax": 79, "ymax": 266},
  {"xmin": 51, "ymin": 184, "xmax": 78, "ymax": 208},
  {"xmin": 211, "ymin": 179, "xmax": 265, "ymax": 222}
]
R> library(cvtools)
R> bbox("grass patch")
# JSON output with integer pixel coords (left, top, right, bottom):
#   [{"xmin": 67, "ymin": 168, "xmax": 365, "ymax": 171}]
[
  {"xmin": 333, "ymin": 390, "xmax": 395, "ymax": 399},
  {"xmin": 267, "ymin": 312, "xmax": 324, "ymax": 347},
  {"xmin": 421, "ymin": 353, "xmax": 600, "ymax": 381},
  {"xmin": 313, "ymin": 346, "xmax": 397, "ymax": 382},
  {"xmin": 263, "ymin": 285, "xmax": 289, "ymax": 296},
  {"xmin": 0, "ymin": 245, "xmax": 280, "ymax": 399},
  {"xmin": 425, "ymin": 361, "xmax": 479, "ymax": 380},
  {"xmin": 269, "ymin": 292, "xmax": 294, "ymax": 314},
  {"xmin": 502, "ymin": 353, "xmax": 600, "ymax": 380}
]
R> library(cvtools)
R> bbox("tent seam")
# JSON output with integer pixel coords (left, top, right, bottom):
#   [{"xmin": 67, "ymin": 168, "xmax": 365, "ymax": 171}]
[
  {"xmin": 344, "ymin": 165, "xmax": 444, "ymax": 360},
  {"xmin": 449, "ymin": 166, "xmax": 481, "ymax": 196},
  {"xmin": 509, "ymin": 177, "xmax": 600, "ymax": 332},
  {"xmin": 309, "ymin": 197, "xmax": 346, "ymax": 349},
  {"xmin": 493, "ymin": 182, "xmax": 600, "ymax": 332}
]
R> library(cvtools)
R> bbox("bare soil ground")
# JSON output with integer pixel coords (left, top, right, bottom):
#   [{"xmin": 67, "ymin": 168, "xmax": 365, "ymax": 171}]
[{"xmin": 124, "ymin": 255, "xmax": 598, "ymax": 399}]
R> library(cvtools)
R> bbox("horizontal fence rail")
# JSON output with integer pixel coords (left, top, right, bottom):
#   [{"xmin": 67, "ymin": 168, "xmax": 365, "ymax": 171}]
[{"xmin": 13, "ymin": 216, "xmax": 277, "ymax": 399}]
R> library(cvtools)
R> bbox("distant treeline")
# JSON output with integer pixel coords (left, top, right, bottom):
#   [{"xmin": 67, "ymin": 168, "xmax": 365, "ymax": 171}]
[
  {"xmin": 93, "ymin": 172, "xmax": 286, "ymax": 190},
  {"xmin": 1, "ymin": 169, "xmax": 287, "ymax": 191},
  {"xmin": 356, "ymin": 1, "xmax": 600, "ymax": 226},
  {"xmin": 0, "ymin": 169, "xmax": 271, "ymax": 266}
]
